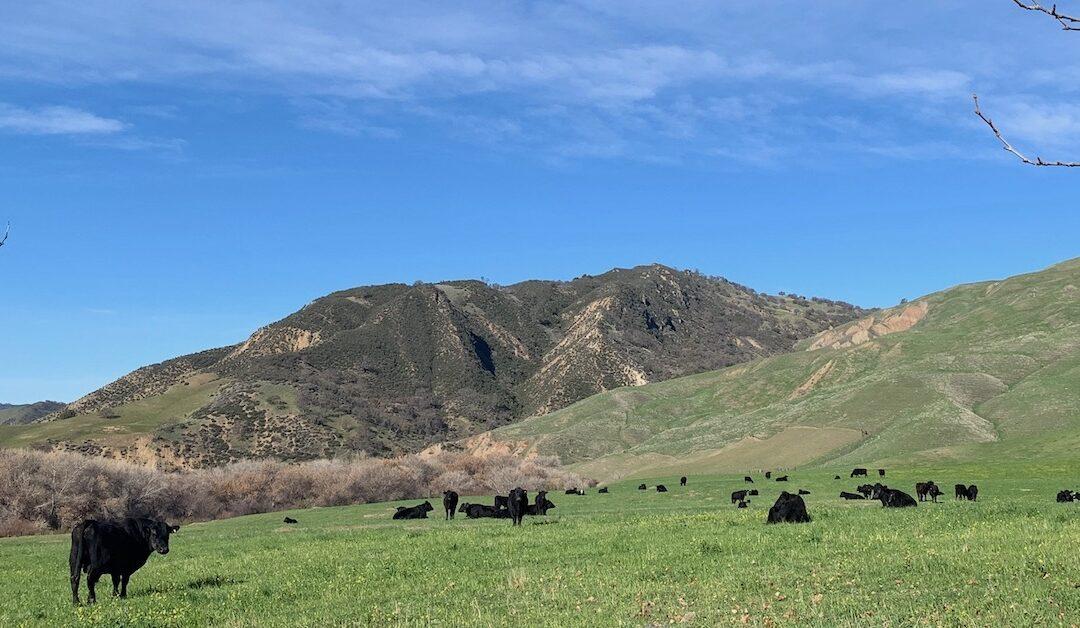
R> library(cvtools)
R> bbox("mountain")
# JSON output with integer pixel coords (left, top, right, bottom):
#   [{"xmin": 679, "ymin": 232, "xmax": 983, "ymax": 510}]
[
  {"xmin": 473, "ymin": 258, "xmax": 1080, "ymax": 480},
  {"xmin": 0, "ymin": 401, "xmax": 65, "ymax": 426},
  {"xmin": 0, "ymin": 265, "xmax": 865, "ymax": 468}
]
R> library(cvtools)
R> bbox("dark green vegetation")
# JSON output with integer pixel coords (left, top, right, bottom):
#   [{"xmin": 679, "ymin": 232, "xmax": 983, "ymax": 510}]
[
  {"xmin": 2, "ymin": 464, "xmax": 1076, "ymax": 626},
  {"xmin": 1, "ymin": 265, "xmax": 863, "ymax": 467},
  {"xmin": 0, "ymin": 401, "xmax": 65, "ymax": 426},
  {"xmin": 487, "ymin": 258, "xmax": 1080, "ymax": 480}
]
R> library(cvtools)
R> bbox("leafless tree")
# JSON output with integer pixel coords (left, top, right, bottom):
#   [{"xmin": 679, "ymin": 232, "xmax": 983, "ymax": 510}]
[
  {"xmin": 0, "ymin": 222, "xmax": 8, "ymax": 248},
  {"xmin": 973, "ymin": 1, "xmax": 1079, "ymax": 167}
]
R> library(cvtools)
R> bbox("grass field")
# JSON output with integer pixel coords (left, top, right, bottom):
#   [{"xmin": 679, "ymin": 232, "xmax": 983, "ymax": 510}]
[{"xmin": 2, "ymin": 462, "xmax": 1077, "ymax": 627}]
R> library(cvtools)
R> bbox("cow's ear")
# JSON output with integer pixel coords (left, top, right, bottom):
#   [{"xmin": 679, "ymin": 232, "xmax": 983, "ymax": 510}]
[{"xmin": 169, "ymin": 525, "xmax": 180, "ymax": 533}]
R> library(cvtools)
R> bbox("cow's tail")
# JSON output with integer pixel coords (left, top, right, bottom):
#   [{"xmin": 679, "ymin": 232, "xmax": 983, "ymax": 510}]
[{"xmin": 69, "ymin": 520, "xmax": 94, "ymax": 603}]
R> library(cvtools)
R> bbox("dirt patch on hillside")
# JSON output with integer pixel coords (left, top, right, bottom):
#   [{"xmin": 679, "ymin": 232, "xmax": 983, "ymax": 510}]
[
  {"xmin": 807, "ymin": 301, "xmax": 928, "ymax": 351},
  {"xmin": 789, "ymin": 360, "xmax": 835, "ymax": 399}
]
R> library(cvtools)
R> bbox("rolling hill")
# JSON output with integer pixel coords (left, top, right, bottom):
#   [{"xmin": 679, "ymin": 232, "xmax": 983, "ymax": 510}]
[
  {"xmin": 0, "ymin": 402, "xmax": 65, "ymax": 426},
  {"xmin": 0, "ymin": 264, "xmax": 864, "ymax": 467},
  {"xmin": 474, "ymin": 258, "xmax": 1080, "ymax": 480}
]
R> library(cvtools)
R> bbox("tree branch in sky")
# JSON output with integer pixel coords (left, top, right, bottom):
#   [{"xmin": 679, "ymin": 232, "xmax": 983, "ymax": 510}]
[{"xmin": 1011, "ymin": 0, "xmax": 1080, "ymax": 30}]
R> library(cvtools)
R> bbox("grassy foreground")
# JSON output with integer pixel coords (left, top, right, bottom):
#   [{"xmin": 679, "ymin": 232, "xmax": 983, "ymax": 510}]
[{"xmin": 1, "ymin": 463, "xmax": 1077, "ymax": 627}]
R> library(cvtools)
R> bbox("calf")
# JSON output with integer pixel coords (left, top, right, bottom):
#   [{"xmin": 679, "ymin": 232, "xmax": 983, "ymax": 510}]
[
  {"xmin": 638, "ymin": 484, "xmax": 647, "ymax": 491},
  {"xmin": 775, "ymin": 475, "xmax": 789, "ymax": 482},
  {"xmin": 744, "ymin": 476, "xmax": 754, "ymax": 483},
  {"xmin": 839, "ymin": 491, "xmax": 865, "ymax": 500},
  {"xmin": 393, "ymin": 501, "xmax": 434, "ymax": 520},
  {"xmin": 598, "ymin": 487, "xmax": 609, "ymax": 494},
  {"xmin": 737, "ymin": 500, "xmax": 749, "ymax": 509},
  {"xmin": 508, "ymin": 488, "xmax": 529, "ymax": 526},
  {"xmin": 70, "ymin": 518, "xmax": 178, "ymax": 605},
  {"xmin": 656, "ymin": 485, "xmax": 668, "ymax": 493},
  {"xmin": 731, "ymin": 489, "xmax": 749, "ymax": 504},
  {"xmin": 872, "ymin": 484, "xmax": 917, "ymax": 508},
  {"xmin": 680, "ymin": 476, "xmax": 687, "ymax": 487},
  {"xmin": 282, "ymin": 517, "xmax": 298, "ymax": 524},
  {"xmin": 798, "ymin": 489, "xmax": 811, "ymax": 495},
  {"xmin": 443, "ymin": 490, "xmax": 459, "ymax": 520},
  {"xmin": 748, "ymin": 489, "xmax": 759, "ymax": 496},
  {"xmin": 851, "ymin": 468, "xmax": 868, "ymax": 478},
  {"xmin": 766, "ymin": 491, "xmax": 811, "ymax": 524}
]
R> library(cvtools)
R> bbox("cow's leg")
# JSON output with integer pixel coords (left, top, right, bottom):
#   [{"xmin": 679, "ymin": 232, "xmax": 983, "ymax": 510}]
[
  {"xmin": 111, "ymin": 573, "xmax": 121, "ymax": 596},
  {"xmin": 86, "ymin": 569, "xmax": 104, "ymax": 604},
  {"xmin": 120, "ymin": 573, "xmax": 130, "ymax": 598},
  {"xmin": 70, "ymin": 565, "xmax": 82, "ymax": 605}
]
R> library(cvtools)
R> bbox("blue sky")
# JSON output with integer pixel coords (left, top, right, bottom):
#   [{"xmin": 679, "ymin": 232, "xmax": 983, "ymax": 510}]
[{"xmin": 1, "ymin": 1, "xmax": 1079, "ymax": 403}]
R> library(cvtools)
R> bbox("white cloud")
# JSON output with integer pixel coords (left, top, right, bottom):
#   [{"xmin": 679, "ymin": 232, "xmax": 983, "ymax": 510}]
[{"xmin": 0, "ymin": 104, "xmax": 125, "ymax": 135}]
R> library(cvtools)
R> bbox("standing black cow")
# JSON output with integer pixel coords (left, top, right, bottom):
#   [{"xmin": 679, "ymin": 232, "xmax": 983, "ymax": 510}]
[
  {"xmin": 731, "ymin": 489, "xmax": 749, "ymax": 504},
  {"xmin": 656, "ymin": 485, "xmax": 668, "ymax": 493},
  {"xmin": 393, "ymin": 501, "xmax": 434, "ymax": 520},
  {"xmin": 443, "ymin": 491, "xmax": 459, "ymax": 520},
  {"xmin": 744, "ymin": 476, "xmax": 754, "ymax": 483},
  {"xmin": 534, "ymin": 491, "xmax": 555, "ymax": 515},
  {"xmin": 966, "ymin": 485, "xmax": 979, "ymax": 502},
  {"xmin": 851, "ymin": 468, "xmax": 868, "ymax": 478},
  {"xmin": 638, "ymin": 484, "xmax": 647, "ymax": 491},
  {"xmin": 508, "ymin": 488, "xmax": 529, "ymax": 526},
  {"xmin": 955, "ymin": 484, "xmax": 968, "ymax": 500},
  {"xmin": 70, "ymin": 518, "xmax": 178, "ymax": 605},
  {"xmin": 766, "ymin": 492, "xmax": 811, "ymax": 524},
  {"xmin": 765, "ymin": 471, "xmax": 772, "ymax": 479},
  {"xmin": 878, "ymin": 469, "xmax": 886, "ymax": 477},
  {"xmin": 872, "ymin": 484, "xmax": 917, "ymax": 508},
  {"xmin": 680, "ymin": 476, "xmax": 687, "ymax": 487},
  {"xmin": 915, "ymin": 481, "xmax": 942, "ymax": 503}
]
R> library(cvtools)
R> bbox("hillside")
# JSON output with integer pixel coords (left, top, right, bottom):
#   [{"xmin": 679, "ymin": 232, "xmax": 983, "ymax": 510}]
[
  {"xmin": 0, "ymin": 402, "xmax": 65, "ymax": 426},
  {"xmin": 0, "ymin": 265, "xmax": 864, "ymax": 467},
  {"xmin": 477, "ymin": 258, "xmax": 1080, "ymax": 480}
]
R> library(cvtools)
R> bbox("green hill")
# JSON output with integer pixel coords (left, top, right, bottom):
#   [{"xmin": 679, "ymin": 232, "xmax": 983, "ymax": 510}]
[
  {"xmin": 0, "ymin": 401, "xmax": 65, "ymax": 426},
  {"xmin": 481, "ymin": 258, "xmax": 1080, "ymax": 480}
]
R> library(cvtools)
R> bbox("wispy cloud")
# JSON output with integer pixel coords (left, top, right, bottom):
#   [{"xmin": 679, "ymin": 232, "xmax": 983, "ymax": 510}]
[{"xmin": 0, "ymin": 104, "xmax": 124, "ymax": 135}]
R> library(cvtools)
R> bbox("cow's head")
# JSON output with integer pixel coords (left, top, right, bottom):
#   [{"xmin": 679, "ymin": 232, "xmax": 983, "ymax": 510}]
[
  {"xmin": 144, "ymin": 520, "xmax": 178, "ymax": 555},
  {"xmin": 421, "ymin": 501, "xmax": 434, "ymax": 512},
  {"xmin": 458, "ymin": 502, "xmax": 471, "ymax": 513}
]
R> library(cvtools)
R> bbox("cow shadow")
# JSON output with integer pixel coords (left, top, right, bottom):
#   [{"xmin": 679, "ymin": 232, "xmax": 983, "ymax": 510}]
[{"xmin": 135, "ymin": 575, "xmax": 244, "ymax": 597}]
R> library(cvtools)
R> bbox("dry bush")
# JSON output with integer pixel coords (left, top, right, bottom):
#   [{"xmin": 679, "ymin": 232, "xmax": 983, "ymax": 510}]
[{"xmin": 0, "ymin": 447, "xmax": 588, "ymax": 537}]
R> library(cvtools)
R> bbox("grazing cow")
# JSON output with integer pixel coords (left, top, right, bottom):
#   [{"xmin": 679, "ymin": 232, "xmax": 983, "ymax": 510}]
[
  {"xmin": 495, "ymin": 495, "xmax": 509, "ymax": 510},
  {"xmin": 680, "ymin": 476, "xmax": 687, "ymax": 486},
  {"xmin": 731, "ymin": 489, "xmax": 749, "ymax": 504},
  {"xmin": 851, "ymin": 468, "xmax": 868, "ymax": 478},
  {"xmin": 69, "ymin": 518, "xmax": 178, "ymax": 605},
  {"xmin": 638, "ymin": 484, "xmax": 647, "ymax": 491},
  {"xmin": 839, "ymin": 491, "xmax": 865, "ymax": 500},
  {"xmin": 508, "ymin": 488, "xmax": 529, "ymax": 526},
  {"xmin": 765, "ymin": 471, "xmax": 772, "ymax": 479},
  {"xmin": 798, "ymin": 489, "xmax": 811, "ymax": 495},
  {"xmin": 915, "ymin": 482, "xmax": 942, "ymax": 503},
  {"xmin": 955, "ymin": 484, "xmax": 968, "ymax": 500},
  {"xmin": 598, "ymin": 487, "xmax": 609, "ymax": 494},
  {"xmin": 878, "ymin": 469, "xmax": 886, "ymax": 477},
  {"xmin": 748, "ymin": 489, "xmax": 759, "ymax": 496},
  {"xmin": 744, "ymin": 476, "xmax": 754, "ymax": 483},
  {"xmin": 766, "ymin": 492, "xmax": 811, "ymax": 524},
  {"xmin": 966, "ymin": 485, "xmax": 978, "ymax": 502},
  {"xmin": 872, "ymin": 484, "xmax": 917, "ymax": 508},
  {"xmin": 282, "ymin": 517, "xmax": 298, "ymax": 524},
  {"xmin": 775, "ymin": 475, "xmax": 789, "ymax": 482},
  {"xmin": 856, "ymin": 484, "xmax": 875, "ymax": 499},
  {"xmin": 1056, "ymin": 490, "xmax": 1075, "ymax": 503},
  {"xmin": 656, "ymin": 485, "xmax": 668, "ymax": 493},
  {"xmin": 393, "ymin": 501, "xmax": 434, "ymax": 520},
  {"xmin": 737, "ymin": 500, "xmax": 749, "ymax": 509},
  {"xmin": 443, "ymin": 490, "xmax": 459, "ymax": 520}
]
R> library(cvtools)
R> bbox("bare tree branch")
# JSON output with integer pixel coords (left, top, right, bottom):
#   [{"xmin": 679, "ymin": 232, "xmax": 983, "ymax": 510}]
[
  {"xmin": 974, "ymin": 94, "xmax": 1080, "ymax": 167},
  {"xmin": 0, "ymin": 223, "xmax": 8, "ymax": 248},
  {"xmin": 1012, "ymin": 0, "xmax": 1080, "ymax": 30}
]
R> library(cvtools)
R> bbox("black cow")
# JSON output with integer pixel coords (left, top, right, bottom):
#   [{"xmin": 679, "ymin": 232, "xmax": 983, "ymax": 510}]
[
  {"xmin": 495, "ymin": 495, "xmax": 509, "ymax": 510},
  {"xmin": 731, "ymin": 489, "xmax": 749, "ymax": 504},
  {"xmin": 915, "ymin": 482, "xmax": 942, "ymax": 503},
  {"xmin": 598, "ymin": 487, "xmax": 609, "ymax": 494},
  {"xmin": 872, "ymin": 484, "xmax": 917, "ymax": 508},
  {"xmin": 737, "ymin": 500, "xmax": 749, "ymax": 509},
  {"xmin": 393, "ymin": 501, "xmax": 434, "ymax": 520},
  {"xmin": 798, "ymin": 489, "xmax": 811, "ymax": 495},
  {"xmin": 955, "ymin": 484, "xmax": 968, "ymax": 500},
  {"xmin": 656, "ymin": 485, "xmax": 668, "ymax": 493},
  {"xmin": 856, "ymin": 484, "xmax": 875, "ymax": 499},
  {"xmin": 775, "ymin": 475, "xmax": 789, "ymax": 482},
  {"xmin": 70, "ymin": 518, "xmax": 178, "ymax": 605},
  {"xmin": 963, "ymin": 485, "xmax": 978, "ymax": 501},
  {"xmin": 680, "ymin": 476, "xmax": 687, "ymax": 486},
  {"xmin": 534, "ymin": 491, "xmax": 555, "ymax": 515},
  {"xmin": 834, "ymin": 475, "xmax": 841, "ymax": 480},
  {"xmin": 765, "ymin": 471, "xmax": 772, "ymax": 479},
  {"xmin": 443, "ymin": 490, "xmax": 459, "ymax": 520},
  {"xmin": 744, "ymin": 476, "xmax": 754, "ymax": 483},
  {"xmin": 851, "ymin": 468, "xmax": 868, "ymax": 478},
  {"xmin": 766, "ymin": 492, "xmax": 811, "ymax": 524},
  {"xmin": 461, "ymin": 503, "xmax": 509, "ymax": 519},
  {"xmin": 878, "ymin": 469, "xmax": 886, "ymax": 477},
  {"xmin": 839, "ymin": 491, "xmax": 865, "ymax": 500},
  {"xmin": 282, "ymin": 517, "xmax": 298, "ymax": 524},
  {"xmin": 1057, "ymin": 490, "xmax": 1075, "ymax": 503},
  {"xmin": 638, "ymin": 484, "xmax": 647, "ymax": 491},
  {"xmin": 508, "ymin": 488, "xmax": 529, "ymax": 526},
  {"xmin": 748, "ymin": 489, "xmax": 759, "ymax": 496},
  {"xmin": 565, "ymin": 488, "xmax": 585, "ymax": 495}
]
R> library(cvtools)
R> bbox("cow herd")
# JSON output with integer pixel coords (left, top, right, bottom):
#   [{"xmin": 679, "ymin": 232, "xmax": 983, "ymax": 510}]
[{"xmin": 67, "ymin": 468, "xmax": 1077, "ymax": 606}]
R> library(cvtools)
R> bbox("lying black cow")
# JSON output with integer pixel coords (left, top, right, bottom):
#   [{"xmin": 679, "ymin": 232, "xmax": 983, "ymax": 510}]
[
  {"xmin": 798, "ymin": 489, "xmax": 811, "ymax": 495},
  {"xmin": 283, "ymin": 517, "xmax": 298, "ymax": 524},
  {"xmin": 638, "ymin": 484, "xmax": 647, "ymax": 491},
  {"xmin": 680, "ymin": 476, "xmax": 687, "ymax": 486},
  {"xmin": 443, "ymin": 490, "xmax": 459, "ymax": 520},
  {"xmin": 460, "ymin": 503, "xmax": 510, "ymax": 519},
  {"xmin": 70, "ymin": 518, "xmax": 178, "ymax": 605},
  {"xmin": 598, "ymin": 487, "xmax": 609, "ymax": 494},
  {"xmin": 744, "ymin": 476, "xmax": 754, "ymax": 483},
  {"xmin": 775, "ymin": 475, "xmax": 789, "ymax": 482},
  {"xmin": 748, "ymin": 489, "xmax": 759, "ymax": 496},
  {"xmin": 393, "ymin": 501, "xmax": 434, "ymax": 520},
  {"xmin": 656, "ymin": 485, "xmax": 668, "ymax": 493},
  {"xmin": 851, "ymin": 468, "xmax": 868, "ymax": 478},
  {"xmin": 834, "ymin": 475, "xmax": 841, "ymax": 480},
  {"xmin": 872, "ymin": 484, "xmax": 917, "ymax": 508},
  {"xmin": 508, "ymin": 488, "xmax": 529, "ymax": 526},
  {"xmin": 915, "ymin": 481, "xmax": 942, "ymax": 503},
  {"xmin": 495, "ymin": 495, "xmax": 509, "ymax": 510},
  {"xmin": 766, "ymin": 492, "xmax": 811, "ymax": 524},
  {"xmin": 731, "ymin": 489, "xmax": 749, "ymax": 504},
  {"xmin": 564, "ymin": 488, "xmax": 585, "ymax": 495},
  {"xmin": 839, "ymin": 491, "xmax": 865, "ymax": 500},
  {"xmin": 1057, "ymin": 490, "xmax": 1075, "ymax": 503},
  {"xmin": 737, "ymin": 500, "xmax": 749, "ymax": 509}
]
